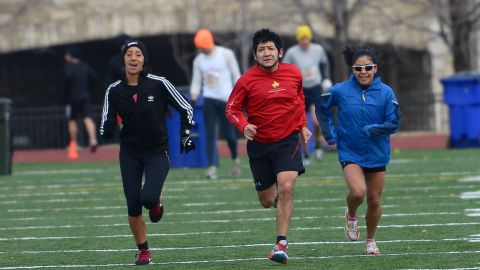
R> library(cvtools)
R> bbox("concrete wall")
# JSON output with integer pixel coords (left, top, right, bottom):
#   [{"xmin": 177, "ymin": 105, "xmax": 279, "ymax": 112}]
[{"xmin": 0, "ymin": 0, "xmax": 463, "ymax": 133}]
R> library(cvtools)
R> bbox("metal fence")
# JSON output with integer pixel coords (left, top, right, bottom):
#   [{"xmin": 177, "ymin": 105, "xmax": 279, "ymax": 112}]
[
  {"xmin": 398, "ymin": 91, "xmax": 438, "ymax": 132},
  {"xmin": 11, "ymin": 93, "xmax": 439, "ymax": 150},
  {"xmin": 12, "ymin": 106, "xmax": 107, "ymax": 150}
]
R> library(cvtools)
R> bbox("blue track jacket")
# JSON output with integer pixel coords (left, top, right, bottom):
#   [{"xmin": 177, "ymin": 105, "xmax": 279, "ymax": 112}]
[{"xmin": 316, "ymin": 75, "xmax": 401, "ymax": 168}]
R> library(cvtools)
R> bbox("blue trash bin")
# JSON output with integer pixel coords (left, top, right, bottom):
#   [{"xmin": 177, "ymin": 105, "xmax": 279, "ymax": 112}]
[
  {"xmin": 441, "ymin": 75, "xmax": 480, "ymax": 148},
  {"xmin": 167, "ymin": 95, "xmax": 217, "ymax": 168}
]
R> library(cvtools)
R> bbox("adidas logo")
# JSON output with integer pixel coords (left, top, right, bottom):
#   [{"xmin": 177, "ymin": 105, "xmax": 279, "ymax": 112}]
[{"xmin": 148, "ymin": 96, "xmax": 154, "ymax": 102}]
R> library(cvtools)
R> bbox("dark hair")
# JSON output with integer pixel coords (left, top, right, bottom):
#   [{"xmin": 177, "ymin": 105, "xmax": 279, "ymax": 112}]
[
  {"xmin": 342, "ymin": 45, "xmax": 378, "ymax": 66},
  {"xmin": 252, "ymin": 28, "xmax": 283, "ymax": 54},
  {"xmin": 65, "ymin": 46, "xmax": 81, "ymax": 59}
]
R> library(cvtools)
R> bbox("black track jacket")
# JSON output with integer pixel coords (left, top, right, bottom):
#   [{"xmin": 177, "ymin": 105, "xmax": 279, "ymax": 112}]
[{"xmin": 100, "ymin": 73, "xmax": 194, "ymax": 154}]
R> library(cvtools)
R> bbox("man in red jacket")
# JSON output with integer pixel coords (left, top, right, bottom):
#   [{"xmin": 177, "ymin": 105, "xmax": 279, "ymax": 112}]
[{"xmin": 226, "ymin": 28, "xmax": 311, "ymax": 264}]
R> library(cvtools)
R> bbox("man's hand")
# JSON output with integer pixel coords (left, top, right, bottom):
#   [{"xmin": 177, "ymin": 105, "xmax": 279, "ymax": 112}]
[
  {"xmin": 243, "ymin": 124, "xmax": 257, "ymax": 140},
  {"xmin": 180, "ymin": 130, "xmax": 195, "ymax": 153},
  {"xmin": 301, "ymin": 127, "xmax": 312, "ymax": 144}
]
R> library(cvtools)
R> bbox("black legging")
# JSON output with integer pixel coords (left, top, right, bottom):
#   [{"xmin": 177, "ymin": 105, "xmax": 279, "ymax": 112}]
[
  {"xmin": 119, "ymin": 148, "xmax": 169, "ymax": 217},
  {"xmin": 203, "ymin": 97, "xmax": 238, "ymax": 166}
]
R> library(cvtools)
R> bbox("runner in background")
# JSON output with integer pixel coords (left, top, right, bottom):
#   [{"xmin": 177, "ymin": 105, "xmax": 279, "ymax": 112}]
[
  {"xmin": 63, "ymin": 46, "xmax": 98, "ymax": 159},
  {"xmin": 283, "ymin": 25, "xmax": 332, "ymax": 165},
  {"xmin": 190, "ymin": 29, "xmax": 242, "ymax": 179}
]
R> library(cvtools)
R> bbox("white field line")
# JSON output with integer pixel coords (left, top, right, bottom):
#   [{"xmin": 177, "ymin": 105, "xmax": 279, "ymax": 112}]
[
  {"xmin": 3, "ymin": 201, "xmax": 478, "ymax": 222},
  {"xmin": 459, "ymin": 175, "xmax": 480, "ymax": 182},
  {"xmin": 13, "ymin": 169, "xmax": 105, "ymax": 176},
  {"xmin": 6, "ymin": 204, "xmax": 399, "ymax": 214},
  {"xmin": 1, "ymin": 222, "xmax": 479, "ymax": 241},
  {"xmin": 0, "ymin": 182, "xmax": 117, "ymax": 191},
  {"xmin": 0, "ymin": 198, "xmax": 107, "ymax": 205},
  {"xmin": 5, "ymin": 237, "xmax": 478, "ymax": 255},
  {"xmin": 2, "ymin": 200, "xmax": 477, "ymax": 223},
  {"xmin": 0, "ymin": 186, "xmax": 243, "ymax": 199},
  {"xmin": 0, "ymin": 191, "xmax": 91, "ymax": 198},
  {"xmin": 0, "ymin": 250, "xmax": 479, "ymax": 269},
  {"xmin": 10, "ymin": 167, "xmax": 479, "ymax": 178},
  {"xmin": 1, "ymin": 181, "xmax": 474, "ymax": 200},
  {"xmin": 0, "ymin": 191, "xmax": 217, "ymax": 199},
  {"xmin": 466, "ymin": 208, "xmax": 480, "ymax": 217},
  {"xmin": 292, "ymin": 222, "xmax": 480, "ymax": 232},
  {"xmin": 461, "ymin": 191, "xmax": 480, "ymax": 199},
  {"xmin": 0, "ymin": 212, "xmax": 462, "ymax": 231},
  {"xmin": 384, "ymin": 185, "xmax": 476, "ymax": 192},
  {"xmin": 0, "ymin": 230, "xmax": 252, "ymax": 241},
  {"xmin": 0, "ymin": 193, "xmax": 458, "ymax": 207},
  {"xmin": 7, "ymin": 199, "xmax": 477, "ymax": 215},
  {"xmin": 3, "ymin": 200, "xmax": 476, "ymax": 223},
  {"xmin": 4, "ymin": 170, "xmax": 479, "ymax": 189}
]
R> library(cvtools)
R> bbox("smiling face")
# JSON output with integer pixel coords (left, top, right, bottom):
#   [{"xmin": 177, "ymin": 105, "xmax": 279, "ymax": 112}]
[
  {"xmin": 352, "ymin": 55, "xmax": 377, "ymax": 87},
  {"xmin": 253, "ymin": 41, "xmax": 283, "ymax": 72},
  {"xmin": 124, "ymin": 47, "xmax": 144, "ymax": 76}
]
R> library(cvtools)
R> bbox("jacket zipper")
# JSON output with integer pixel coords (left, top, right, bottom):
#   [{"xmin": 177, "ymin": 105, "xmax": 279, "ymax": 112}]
[{"xmin": 362, "ymin": 90, "xmax": 366, "ymax": 102}]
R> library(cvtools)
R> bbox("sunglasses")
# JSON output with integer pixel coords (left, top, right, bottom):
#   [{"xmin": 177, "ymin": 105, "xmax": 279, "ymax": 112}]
[{"xmin": 352, "ymin": 64, "xmax": 376, "ymax": 72}]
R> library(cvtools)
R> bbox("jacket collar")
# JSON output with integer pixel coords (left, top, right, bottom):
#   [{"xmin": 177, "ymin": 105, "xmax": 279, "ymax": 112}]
[{"xmin": 349, "ymin": 74, "xmax": 382, "ymax": 91}]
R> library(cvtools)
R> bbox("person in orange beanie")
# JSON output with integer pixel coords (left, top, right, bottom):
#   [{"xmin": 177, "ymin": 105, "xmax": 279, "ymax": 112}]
[{"xmin": 190, "ymin": 29, "xmax": 242, "ymax": 179}]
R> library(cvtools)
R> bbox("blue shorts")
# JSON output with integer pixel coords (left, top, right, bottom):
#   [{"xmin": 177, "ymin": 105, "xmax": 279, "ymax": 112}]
[{"xmin": 341, "ymin": 160, "xmax": 386, "ymax": 173}]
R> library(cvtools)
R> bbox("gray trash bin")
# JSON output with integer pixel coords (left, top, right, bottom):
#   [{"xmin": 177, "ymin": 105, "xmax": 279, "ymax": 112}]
[{"xmin": 0, "ymin": 98, "xmax": 12, "ymax": 175}]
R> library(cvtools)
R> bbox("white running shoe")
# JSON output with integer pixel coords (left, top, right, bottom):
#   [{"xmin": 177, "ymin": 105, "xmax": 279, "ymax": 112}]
[
  {"xmin": 205, "ymin": 166, "xmax": 218, "ymax": 180},
  {"xmin": 302, "ymin": 157, "xmax": 311, "ymax": 167},
  {"xmin": 364, "ymin": 239, "xmax": 381, "ymax": 255},
  {"xmin": 314, "ymin": 148, "xmax": 324, "ymax": 162},
  {"xmin": 230, "ymin": 158, "xmax": 240, "ymax": 176},
  {"xmin": 268, "ymin": 240, "xmax": 288, "ymax": 264},
  {"xmin": 344, "ymin": 208, "xmax": 359, "ymax": 241}
]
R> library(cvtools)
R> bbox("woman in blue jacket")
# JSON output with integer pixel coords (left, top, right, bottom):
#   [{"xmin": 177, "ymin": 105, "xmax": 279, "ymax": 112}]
[{"xmin": 316, "ymin": 46, "xmax": 401, "ymax": 255}]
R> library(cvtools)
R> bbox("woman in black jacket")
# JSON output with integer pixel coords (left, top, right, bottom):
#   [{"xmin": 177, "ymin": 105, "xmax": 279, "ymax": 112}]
[{"xmin": 100, "ymin": 40, "xmax": 195, "ymax": 265}]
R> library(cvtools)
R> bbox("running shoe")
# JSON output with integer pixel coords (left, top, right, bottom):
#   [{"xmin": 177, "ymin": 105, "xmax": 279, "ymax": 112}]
[
  {"xmin": 89, "ymin": 143, "xmax": 98, "ymax": 153},
  {"xmin": 364, "ymin": 239, "xmax": 381, "ymax": 255},
  {"xmin": 230, "ymin": 158, "xmax": 241, "ymax": 176},
  {"xmin": 149, "ymin": 201, "xmax": 164, "ymax": 223},
  {"xmin": 205, "ymin": 166, "xmax": 218, "ymax": 180},
  {"xmin": 344, "ymin": 208, "xmax": 359, "ymax": 241},
  {"xmin": 268, "ymin": 240, "xmax": 288, "ymax": 264},
  {"xmin": 135, "ymin": 249, "xmax": 152, "ymax": 265},
  {"xmin": 314, "ymin": 148, "xmax": 324, "ymax": 162},
  {"xmin": 302, "ymin": 156, "xmax": 311, "ymax": 167}
]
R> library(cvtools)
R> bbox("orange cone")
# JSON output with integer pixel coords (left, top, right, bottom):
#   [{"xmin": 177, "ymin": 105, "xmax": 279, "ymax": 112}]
[{"xmin": 68, "ymin": 140, "xmax": 78, "ymax": 160}]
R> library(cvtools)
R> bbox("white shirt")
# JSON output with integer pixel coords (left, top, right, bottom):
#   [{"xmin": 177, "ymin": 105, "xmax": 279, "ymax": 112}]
[{"xmin": 190, "ymin": 46, "xmax": 241, "ymax": 102}]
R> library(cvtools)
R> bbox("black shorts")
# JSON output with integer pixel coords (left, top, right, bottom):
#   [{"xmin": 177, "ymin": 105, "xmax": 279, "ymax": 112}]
[
  {"xmin": 341, "ymin": 160, "xmax": 386, "ymax": 173},
  {"xmin": 303, "ymin": 85, "xmax": 322, "ymax": 110},
  {"xmin": 247, "ymin": 132, "xmax": 305, "ymax": 191},
  {"xmin": 66, "ymin": 99, "xmax": 91, "ymax": 120}
]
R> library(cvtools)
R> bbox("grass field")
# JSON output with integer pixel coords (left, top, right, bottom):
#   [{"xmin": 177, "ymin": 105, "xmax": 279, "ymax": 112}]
[{"xmin": 1, "ymin": 148, "xmax": 480, "ymax": 270}]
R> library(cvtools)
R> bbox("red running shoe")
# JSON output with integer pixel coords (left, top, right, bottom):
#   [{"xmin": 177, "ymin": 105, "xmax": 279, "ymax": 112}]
[
  {"xmin": 149, "ymin": 202, "xmax": 164, "ymax": 223},
  {"xmin": 135, "ymin": 249, "xmax": 152, "ymax": 265},
  {"xmin": 268, "ymin": 240, "xmax": 288, "ymax": 264}
]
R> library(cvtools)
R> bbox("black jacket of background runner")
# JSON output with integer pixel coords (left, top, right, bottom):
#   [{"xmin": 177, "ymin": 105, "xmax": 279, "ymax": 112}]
[
  {"xmin": 100, "ymin": 73, "xmax": 194, "ymax": 154},
  {"xmin": 64, "ymin": 61, "xmax": 96, "ymax": 102}
]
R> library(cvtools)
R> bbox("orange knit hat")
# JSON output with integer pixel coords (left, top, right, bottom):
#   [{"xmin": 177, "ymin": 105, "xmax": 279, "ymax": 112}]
[{"xmin": 194, "ymin": 29, "xmax": 214, "ymax": 49}]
